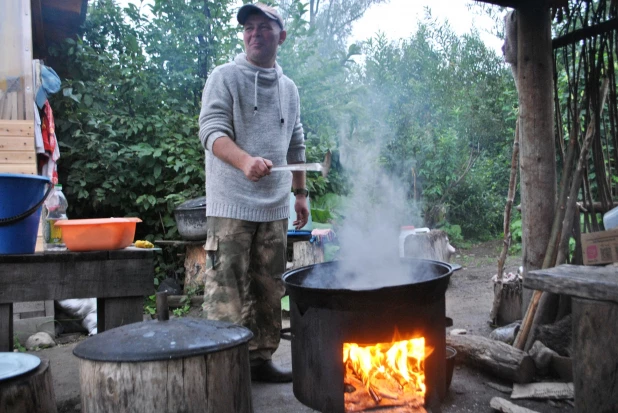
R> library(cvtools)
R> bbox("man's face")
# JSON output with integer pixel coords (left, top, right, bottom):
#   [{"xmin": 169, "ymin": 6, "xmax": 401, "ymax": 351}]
[{"xmin": 243, "ymin": 14, "xmax": 286, "ymax": 68}]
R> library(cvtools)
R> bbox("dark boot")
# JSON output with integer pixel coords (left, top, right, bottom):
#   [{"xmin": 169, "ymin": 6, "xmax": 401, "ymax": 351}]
[{"xmin": 250, "ymin": 360, "xmax": 292, "ymax": 383}]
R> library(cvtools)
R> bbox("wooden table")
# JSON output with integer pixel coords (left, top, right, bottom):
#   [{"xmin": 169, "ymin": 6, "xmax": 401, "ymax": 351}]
[
  {"xmin": 0, "ymin": 248, "xmax": 155, "ymax": 351},
  {"xmin": 525, "ymin": 264, "xmax": 618, "ymax": 413}
]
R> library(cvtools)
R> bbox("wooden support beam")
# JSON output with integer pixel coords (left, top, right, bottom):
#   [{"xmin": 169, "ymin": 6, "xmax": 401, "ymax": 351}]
[
  {"xmin": 472, "ymin": 0, "xmax": 567, "ymax": 9},
  {"xmin": 553, "ymin": 18, "xmax": 618, "ymax": 49},
  {"xmin": 30, "ymin": 0, "xmax": 47, "ymax": 58},
  {"xmin": 517, "ymin": 4, "xmax": 556, "ymax": 315}
]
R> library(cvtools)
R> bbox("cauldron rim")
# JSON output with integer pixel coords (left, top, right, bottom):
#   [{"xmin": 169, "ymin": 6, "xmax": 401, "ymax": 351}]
[{"xmin": 283, "ymin": 258, "xmax": 453, "ymax": 293}]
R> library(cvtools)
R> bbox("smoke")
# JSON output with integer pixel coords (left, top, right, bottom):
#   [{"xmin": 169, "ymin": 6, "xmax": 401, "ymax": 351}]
[{"xmin": 316, "ymin": 109, "xmax": 429, "ymax": 290}]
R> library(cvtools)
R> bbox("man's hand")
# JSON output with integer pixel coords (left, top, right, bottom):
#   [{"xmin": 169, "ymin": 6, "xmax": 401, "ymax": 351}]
[
  {"xmin": 242, "ymin": 157, "xmax": 273, "ymax": 182},
  {"xmin": 212, "ymin": 137, "xmax": 273, "ymax": 181},
  {"xmin": 293, "ymin": 196, "xmax": 309, "ymax": 230}
]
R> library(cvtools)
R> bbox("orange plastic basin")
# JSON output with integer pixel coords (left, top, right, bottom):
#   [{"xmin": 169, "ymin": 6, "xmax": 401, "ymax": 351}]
[{"xmin": 54, "ymin": 218, "xmax": 142, "ymax": 252}]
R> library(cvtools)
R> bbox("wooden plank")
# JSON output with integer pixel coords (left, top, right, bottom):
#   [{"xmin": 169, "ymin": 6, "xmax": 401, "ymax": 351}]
[
  {"xmin": 475, "ymin": 0, "xmax": 566, "ymax": 7},
  {"xmin": 13, "ymin": 301, "xmax": 45, "ymax": 313},
  {"xmin": 0, "ymin": 150, "xmax": 35, "ymax": 163},
  {"xmin": 525, "ymin": 264, "xmax": 618, "ymax": 303},
  {"xmin": 490, "ymin": 397, "xmax": 540, "ymax": 413},
  {"xmin": 96, "ymin": 296, "xmax": 144, "ymax": 333},
  {"xmin": 21, "ymin": 0, "xmax": 34, "ymax": 121},
  {"xmin": 0, "ymin": 136, "xmax": 34, "ymax": 151},
  {"xmin": 42, "ymin": 0, "xmax": 84, "ymax": 15},
  {"xmin": 0, "ymin": 163, "xmax": 37, "ymax": 174},
  {"xmin": 0, "ymin": 120, "xmax": 34, "ymax": 136},
  {"xmin": 0, "ymin": 304, "xmax": 13, "ymax": 351},
  {"xmin": 0, "ymin": 253, "xmax": 154, "ymax": 304},
  {"xmin": 31, "ymin": 0, "xmax": 47, "ymax": 58}
]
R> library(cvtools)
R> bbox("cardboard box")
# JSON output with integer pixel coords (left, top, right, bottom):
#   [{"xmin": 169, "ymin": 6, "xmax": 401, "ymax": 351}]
[{"xmin": 581, "ymin": 228, "xmax": 618, "ymax": 265}]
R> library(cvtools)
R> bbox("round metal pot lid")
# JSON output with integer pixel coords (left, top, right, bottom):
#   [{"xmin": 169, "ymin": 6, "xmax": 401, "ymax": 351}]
[
  {"xmin": 73, "ymin": 318, "xmax": 253, "ymax": 362},
  {"xmin": 0, "ymin": 353, "xmax": 41, "ymax": 381},
  {"xmin": 174, "ymin": 196, "xmax": 206, "ymax": 211}
]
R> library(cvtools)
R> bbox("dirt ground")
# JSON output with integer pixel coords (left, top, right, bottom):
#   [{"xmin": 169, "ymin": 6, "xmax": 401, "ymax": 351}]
[{"xmin": 30, "ymin": 239, "xmax": 574, "ymax": 413}]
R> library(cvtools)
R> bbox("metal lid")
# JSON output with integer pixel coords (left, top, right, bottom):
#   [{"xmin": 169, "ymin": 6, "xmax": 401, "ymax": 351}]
[
  {"xmin": 73, "ymin": 318, "xmax": 253, "ymax": 362},
  {"xmin": 175, "ymin": 196, "xmax": 206, "ymax": 211},
  {"xmin": 0, "ymin": 352, "xmax": 41, "ymax": 381}
]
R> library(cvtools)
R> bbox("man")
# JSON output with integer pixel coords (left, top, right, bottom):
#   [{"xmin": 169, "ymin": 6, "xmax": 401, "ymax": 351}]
[{"xmin": 198, "ymin": 2, "xmax": 309, "ymax": 383}]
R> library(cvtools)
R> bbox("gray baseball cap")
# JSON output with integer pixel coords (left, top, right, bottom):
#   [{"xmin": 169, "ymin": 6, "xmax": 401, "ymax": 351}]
[{"xmin": 237, "ymin": 3, "xmax": 284, "ymax": 30}]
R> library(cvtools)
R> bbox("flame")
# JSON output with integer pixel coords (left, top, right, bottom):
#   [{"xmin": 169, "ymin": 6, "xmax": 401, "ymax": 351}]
[{"xmin": 343, "ymin": 337, "xmax": 430, "ymax": 412}]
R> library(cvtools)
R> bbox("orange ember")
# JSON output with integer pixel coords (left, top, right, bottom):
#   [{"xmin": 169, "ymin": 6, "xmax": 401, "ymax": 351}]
[{"xmin": 343, "ymin": 337, "xmax": 429, "ymax": 412}]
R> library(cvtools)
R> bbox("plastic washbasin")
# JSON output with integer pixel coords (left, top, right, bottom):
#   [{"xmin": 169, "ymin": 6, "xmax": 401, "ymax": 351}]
[{"xmin": 54, "ymin": 218, "xmax": 142, "ymax": 252}]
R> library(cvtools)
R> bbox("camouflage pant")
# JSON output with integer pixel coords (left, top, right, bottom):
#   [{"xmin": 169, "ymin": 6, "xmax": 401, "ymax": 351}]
[{"xmin": 202, "ymin": 217, "xmax": 287, "ymax": 364}]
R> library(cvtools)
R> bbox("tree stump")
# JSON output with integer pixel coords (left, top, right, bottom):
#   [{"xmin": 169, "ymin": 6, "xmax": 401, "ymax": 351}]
[
  {"xmin": 183, "ymin": 244, "xmax": 206, "ymax": 291},
  {"xmin": 0, "ymin": 358, "xmax": 57, "ymax": 413},
  {"xmin": 494, "ymin": 279, "xmax": 523, "ymax": 326},
  {"xmin": 292, "ymin": 241, "xmax": 324, "ymax": 269},
  {"xmin": 403, "ymin": 230, "xmax": 455, "ymax": 262},
  {"xmin": 78, "ymin": 345, "xmax": 252, "ymax": 413}
]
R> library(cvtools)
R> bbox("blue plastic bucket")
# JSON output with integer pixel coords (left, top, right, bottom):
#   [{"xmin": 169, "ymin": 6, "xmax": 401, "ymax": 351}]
[{"xmin": 0, "ymin": 173, "xmax": 51, "ymax": 254}]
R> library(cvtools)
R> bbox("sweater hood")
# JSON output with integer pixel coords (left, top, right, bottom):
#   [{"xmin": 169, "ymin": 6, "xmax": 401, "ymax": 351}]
[{"xmin": 234, "ymin": 53, "xmax": 285, "ymax": 124}]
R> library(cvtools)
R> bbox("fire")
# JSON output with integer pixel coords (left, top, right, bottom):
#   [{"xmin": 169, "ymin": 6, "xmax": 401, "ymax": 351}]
[{"xmin": 343, "ymin": 337, "xmax": 430, "ymax": 412}]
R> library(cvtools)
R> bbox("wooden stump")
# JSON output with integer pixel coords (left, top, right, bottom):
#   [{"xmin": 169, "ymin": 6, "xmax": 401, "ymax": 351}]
[
  {"xmin": 0, "ymin": 358, "xmax": 57, "ymax": 413},
  {"xmin": 572, "ymin": 297, "xmax": 618, "ymax": 413},
  {"xmin": 183, "ymin": 244, "xmax": 206, "ymax": 291},
  {"xmin": 403, "ymin": 230, "xmax": 454, "ymax": 262},
  {"xmin": 79, "ymin": 344, "xmax": 252, "ymax": 413},
  {"xmin": 494, "ymin": 279, "xmax": 523, "ymax": 326},
  {"xmin": 292, "ymin": 241, "xmax": 324, "ymax": 269}
]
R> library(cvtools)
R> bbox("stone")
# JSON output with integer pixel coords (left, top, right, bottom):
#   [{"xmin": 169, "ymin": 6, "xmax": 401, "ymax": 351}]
[{"xmin": 25, "ymin": 331, "xmax": 56, "ymax": 350}]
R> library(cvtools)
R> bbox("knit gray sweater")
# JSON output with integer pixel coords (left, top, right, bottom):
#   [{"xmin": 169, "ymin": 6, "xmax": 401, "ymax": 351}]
[{"xmin": 198, "ymin": 53, "xmax": 305, "ymax": 222}]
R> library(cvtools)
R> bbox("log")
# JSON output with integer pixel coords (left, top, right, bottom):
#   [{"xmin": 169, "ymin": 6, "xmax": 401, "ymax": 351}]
[
  {"xmin": 79, "ymin": 348, "xmax": 252, "ymax": 413},
  {"xmin": 446, "ymin": 334, "xmax": 535, "ymax": 383},
  {"xmin": 0, "ymin": 358, "xmax": 57, "ymax": 413},
  {"xmin": 490, "ymin": 397, "xmax": 540, "ymax": 413}
]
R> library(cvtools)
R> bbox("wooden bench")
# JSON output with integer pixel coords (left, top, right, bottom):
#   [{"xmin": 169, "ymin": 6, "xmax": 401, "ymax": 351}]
[
  {"xmin": 0, "ymin": 248, "xmax": 155, "ymax": 351},
  {"xmin": 525, "ymin": 264, "xmax": 618, "ymax": 413}
]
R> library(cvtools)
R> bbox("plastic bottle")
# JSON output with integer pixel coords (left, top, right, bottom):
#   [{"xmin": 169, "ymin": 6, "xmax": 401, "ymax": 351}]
[
  {"xmin": 44, "ymin": 184, "xmax": 68, "ymax": 251},
  {"xmin": 398, "ymin": 225, "xmax": 416, "ymax": 258},
  {"xmin": 603, "ymin": 206, "xmax": 618, "ymax": 230}
]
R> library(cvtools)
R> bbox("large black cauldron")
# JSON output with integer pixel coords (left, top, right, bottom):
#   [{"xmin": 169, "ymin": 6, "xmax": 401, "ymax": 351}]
[{"xmin": 283, "ymin": 258, "xmax": 454, "ymax": 413}]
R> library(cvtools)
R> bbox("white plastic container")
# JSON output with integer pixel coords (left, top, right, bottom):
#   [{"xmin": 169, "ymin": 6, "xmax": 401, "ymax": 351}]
[
  {"xmin": 603, "ymin": 205, "xmax": 618, "ymax": 230},
  {"xmin": 398, "ymin": 226, "xmax": 416, "ymax": 258}
]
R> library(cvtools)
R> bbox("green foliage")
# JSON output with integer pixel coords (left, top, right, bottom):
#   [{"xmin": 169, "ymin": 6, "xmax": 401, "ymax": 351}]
[
  {"xmin": 439, "ymin": 223, "xmax": 464, "ymax": 247},
  {"xmin": 357, "ymin": 19, "xmax": 516, "ymax": 239},
  {"xmin": 50, "ymin": 0, "xmax": 240, "ymax": 277},
  {"xmin": 172, "ymin": 301, "xmax": 191, "ymax": 317},
  {"xmin": 509, "ymin": 218, "xmax": 523, "ymax": 253},
  {"xmin": 144, "ymin": 294, "xmax": 156, "ymax": 316},
  {"xmin": 49, "ymin": 0, "xmax": 521, "ymax": 292},
  {"xmin": 13, "ymin": 336, "xmax": 26, "ymax": 352}
]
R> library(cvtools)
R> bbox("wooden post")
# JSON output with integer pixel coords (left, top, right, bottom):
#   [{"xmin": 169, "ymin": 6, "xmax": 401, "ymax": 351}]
[
  {"xmin": 516, "ymin": 4, "xmax": 556, "ymax": 316},
  {"xmin": 572, "ymin": 297, "xmax": 618, "ymax": 412}
]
